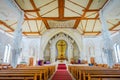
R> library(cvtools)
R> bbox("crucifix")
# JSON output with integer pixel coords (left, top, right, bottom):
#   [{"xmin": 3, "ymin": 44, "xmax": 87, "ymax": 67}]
[
  {"xmin": 57, "ymin": 40, "xmax": 66, "ymax": 59},
  {"xmin": 58, "ymin": 41, "xmax": 65, "ymax": 53}
]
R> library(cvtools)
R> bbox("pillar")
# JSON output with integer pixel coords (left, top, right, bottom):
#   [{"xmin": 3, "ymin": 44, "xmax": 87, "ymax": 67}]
[
  {"xmin": 12, "ymin": 12, "xmax": 24, "ymax": 68},
  {"xmin": 99, "ymin": 10, "xmax": 114, "ymax": 67}
]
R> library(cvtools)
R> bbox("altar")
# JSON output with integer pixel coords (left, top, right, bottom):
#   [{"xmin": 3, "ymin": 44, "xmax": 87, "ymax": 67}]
[{"xmin": 56, "ymin": 60, "xmax": 68, "ymax": 64}]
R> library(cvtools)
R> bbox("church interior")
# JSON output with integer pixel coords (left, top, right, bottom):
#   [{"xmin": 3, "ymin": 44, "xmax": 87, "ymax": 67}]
[{"xmin": 0, "ymin": 0, "xmax": 120, "ymax": 80}]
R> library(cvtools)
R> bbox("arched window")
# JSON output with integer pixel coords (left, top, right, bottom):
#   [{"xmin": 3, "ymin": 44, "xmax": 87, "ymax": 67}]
[
  {"xmin": 3, "ymin": 44, "xmax": 11, "ymax": 63},
  {"xmin": 114, "ymin": 43, "xmax": 120, "ymax": 63}
]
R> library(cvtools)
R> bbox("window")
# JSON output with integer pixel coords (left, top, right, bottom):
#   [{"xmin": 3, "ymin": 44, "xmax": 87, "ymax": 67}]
[
  {"xmin": 114, "ymin": 43, "xmax": 120, "ymax": 63},
  {"xmin": 3, "ymin": 44, "xmax": 11, "ymax": 63}
]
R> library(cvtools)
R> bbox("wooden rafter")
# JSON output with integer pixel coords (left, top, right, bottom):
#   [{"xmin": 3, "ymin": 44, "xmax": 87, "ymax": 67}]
[
  {"xmin": 92, "ymin": 20, "xmax": 97, "ymax": 32},
  {"xmin": 73, "ymin": 0, "xmax": 93, "ymax": 29},
  {"xmin": 9, "ymin": 22, "xmax": 17, "ymax": 26},
  {"xmin": 83, "ymin": 9, "xmax": 99, "ymax": 12},
  {"xmin": 73, "ymin": 19, "xmax": 80, "ymax": 29},
  {"xmin": 85, "ymin": 12, "xmax": 97, "ymax": 18},
  {"xmin": 35, "ymin": 20, "xmax": 41, "ymax": 35},
  {"xmin": 85, "ymin": 31, "xmax": 100, "ymax": 33},
  {"xmin": 42, "ymin": 19, "xmax": 50, "ymax": 29},
  {"xmin": 24, "ymin": 9, "xmax": 39, "ymax": 12},
  {"xmin": 58, "ymin": 0, "xmax": 64, "ymax": 19},
  {"xmin": 38, "ymin": 0, "xmax": 56, "ymax": 9},
  {"xmin": 27, "ymin": 21, "xmax": 32, "ymax": 32},
  {"xmin": 25, "ymin": 17, "xmax": 99, "ymax": 20},
  {"xmin": 41, "ymin": 7, "xmax": 58, "ymax": 16},
  {"xmin": 26, "ymin": 12, "xmax": 37, "ymax": 17},
  {"xmin": 107, "ymin": 21, "xmax": 115, "ymax": 25},
  {"xmin": 0, "ymin": 20, "xmax": 14, "ymax": 31},
  {"xmin": 110, "ymin": 21, "xmax": 120, "ymax": 30},
  {"xmin": 67, "ymin": 0, "xmax": 85, "ymax": 9},
  {"xmin": 95, "ymin": 13, "xmax": 99, "ymax": 18},
  {"xmin": 80, "ymin": 21, "xmax": 83, "ymax": 31},
  {"xmin": 30, "ymin": 0, "xmax": 50, "ymax": 29},
  {"xmin": 84, "ymin": 20, "xmax": 88, "ymax": 31},
  {"xmin": 24, "ymin": 14, "xmax": 28, "ymax": 19},
  {"xmin": 65, "ymin": 7, "xmax": 82, "ymax": 16},
  {"xmin": 30, "ymin": 0, "xmax": 40, "ymax": 17},
  {"xmin": 23, "ymin": 32, "xmax": 40, "ymax": 34}
]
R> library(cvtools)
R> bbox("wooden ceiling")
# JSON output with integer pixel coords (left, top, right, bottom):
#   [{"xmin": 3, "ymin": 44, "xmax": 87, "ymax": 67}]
[{"xmin": 0, "ymin": 0, "xmax": 120, "ymax": 36}]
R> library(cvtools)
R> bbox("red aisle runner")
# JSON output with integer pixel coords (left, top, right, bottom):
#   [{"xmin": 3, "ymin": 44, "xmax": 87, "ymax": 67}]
[{"xmin": 51, "ymin": 64, "xmax": 72, "ymax": 80}]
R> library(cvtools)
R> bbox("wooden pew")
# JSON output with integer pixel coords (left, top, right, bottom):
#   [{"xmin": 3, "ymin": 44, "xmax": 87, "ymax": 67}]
[
  {"xmin": 0, "ymin": 65, "xmax": 56, "ymax": 80},
  {"xmin": 84, "ymin": 70, "xmax": 120, "ymax": 80},
  {"xmin": 68, "ymin": 65, "xmax": 113, "ymax": 80},
  {"xmin": 25, "ymin": 65, "xmax": 56, "ymax": 79},
  {"xmin": 0, "ymin": 69, "xmax": 42, "ymax": 80}
]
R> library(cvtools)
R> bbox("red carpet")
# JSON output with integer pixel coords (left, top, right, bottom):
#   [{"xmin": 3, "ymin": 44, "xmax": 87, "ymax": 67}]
[
  {"xmin": 51, "ymin": 64, "xmax": 72, "ymax": 80},
  {"xmin": 57, "ymin": 64, "xmax": 67, "ymax": 70}
]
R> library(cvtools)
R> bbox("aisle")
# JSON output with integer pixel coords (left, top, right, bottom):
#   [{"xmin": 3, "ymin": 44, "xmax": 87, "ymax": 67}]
[{"xmin": 51, "ymin": 64, "xmax": 73, "ymax": 80}]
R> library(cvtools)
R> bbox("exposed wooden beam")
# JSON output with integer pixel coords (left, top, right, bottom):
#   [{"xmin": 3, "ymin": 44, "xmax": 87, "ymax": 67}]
[
  {"xmin": 95, "ymin": 13, "xmax": 99, "ymax": 18},
  {"xmin": 0, "ymin": 20, "xmax": 14, "ymax": 31},
  {"xmin": 85, "ymin": 31, "xmax": 100, "ymax": 33},
  {"xmin": 23, "ymin": 32, "xmax": 40, "ymax": 34},
  {"xmin": 58, "ymin": 0, "xmax": 64, "ymax": 19},
  {"xmin": 41, "ymin": 7, "xmax": 58, "ymax": 16},
  {"xmin": 24, "ymin": 14, "xmax": 28, "ymax": 19},
  {"xmin": 35, "ymin": 20, "xmax": 41, "ymax": 35},
  {"xmin": 73, "ymin": 19, "xmax": 80, "ymax": 29},
  {"xmin": 9, "ymin": 22, "xmax": 17, "ymax": 26},
  {"xmin": 83, "ymin": 9, "xmax": 99, "ymax": 12},
  {"xmin": 24, "ymin": 9, "xmax": 39, "ymax": 12},
  {"xmin": 65, "ymin": 7, "xmax": 82, "ymax": 16},
  {"xmin": 92, "ymin": 20, "xmax": 97, "ymax": 32},
  {"xmin": 73, "ymin": 0, "xmax": 93, "ymax": 29},
  {"xmin": 30, "ymin": 0, "xmax": 40, "ymax": 17},
  {"xmin": 110, "ymin": 21, "xmax": 120, "ymax": 30},
  {"xmin": 84, "ymin": 20, "xmax": 88, "ymax": 31},
  {"xmin": 38, "ymin": 0, "xmax": 56, "ymax": 9},
  {"xmin": 27, "ymin": 21, "xmax": 32, "ymax": 32},
  {"xmin": 85, "ymin": 12, "xmax": 97, "ymax": 18},
  {"xmin": 25, "ymin": 17, "xmax": 99, "ymax": 20},
  {"xmin": 42, "ymin": 19, "xmax": 50, "ymax": 29},
  {"xmin": 67, "ymin": 0, "xmax": 85, "ymax": 9},
  {"xmin": 30, "ymin": 0, "xmax": 50, "ymax": 29}
]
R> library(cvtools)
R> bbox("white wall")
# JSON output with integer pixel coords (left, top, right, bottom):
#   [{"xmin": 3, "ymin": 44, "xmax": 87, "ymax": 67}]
[
  {"xmin": 83, "ymin": 36, "xmax": 107, "ymax": 64},
  {"xmin": 40, "ymin": 28, "xmax": 83, "ymax": 60},
  {"xmin": 19, "ymin": 36, "xmax": 41, "ymax": 65},
  {"xmin": 83, "ymin": 31, "xmax": 120, "ymax": 64},
  {"xmin": 0, "ymin": 30, "xmax": 13, "ymax": 63}
]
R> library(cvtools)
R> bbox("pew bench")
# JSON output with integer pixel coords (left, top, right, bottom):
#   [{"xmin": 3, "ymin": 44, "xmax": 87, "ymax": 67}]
[
  {"xmin": 0, "ymin": 68, "xmax": 45, "ymax": 80},
  {"xmin": 84, "ymin": 70, "xmax": 120, "ymax": 80}
]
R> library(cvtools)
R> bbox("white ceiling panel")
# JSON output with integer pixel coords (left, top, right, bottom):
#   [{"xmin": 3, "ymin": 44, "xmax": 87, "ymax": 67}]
[
  {"xmin": 28, "ymin": 21, "xmax": 38, "ymax": 32},
  {"xmin": 64, "ymin": 8, "xmax": 80, "ymax": 17},
  {"xmin": 48, "ymin": 20, "xmax": 75, "ymax": 28},
  {"xmin": 90, "ymin": 0, "xmax": 107, "ymax": 9},
  {"xmin": 26, "ymin": 12, "xmax": 37, "ymax": 18},
  {"xmin": 41, "ymin": 8, "xmax": 58, "ymax": 17},
  {"xmin": 85, "ymin": 12, "xmax": 98, "ymax": 18},
  {"xmin": 71, "ymin": 0, "xmax": 89, "ymax": 8},
  {"xmin": 86, "ymin": 20, "xmax": 95, "ymax": 31},
  {"xmin": 40, "ymin": 0, "xmax": 58, "ymax": 16},
  {"xmin": 22, "ymin": 21, "xmax": 30, "ymax": 32},
  {"xmin": 34, "ymin": 0, "xmax": 54, "ymax": 8},
  {"xmin": 16, "ymin": 0, "xmax": 34, "ymax": 10},
  {"xmin": 65, "ymin": 0, "xmax": 83, "ymax": 15}
]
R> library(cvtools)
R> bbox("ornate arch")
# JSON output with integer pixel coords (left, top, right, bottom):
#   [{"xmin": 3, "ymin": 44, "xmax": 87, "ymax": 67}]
[{"xmin": 49, "ymin": 33, "xmax": 74, "ymax": 63}]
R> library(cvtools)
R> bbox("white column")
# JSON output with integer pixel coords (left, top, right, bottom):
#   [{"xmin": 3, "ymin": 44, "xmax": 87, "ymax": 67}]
[
  {"xmin": 99, "ymin": 11, "xmax": 114, "ymax": 67},
  {"xmin": 12, "ymin": 11, "xmax": 24, "ymax": 67}
]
